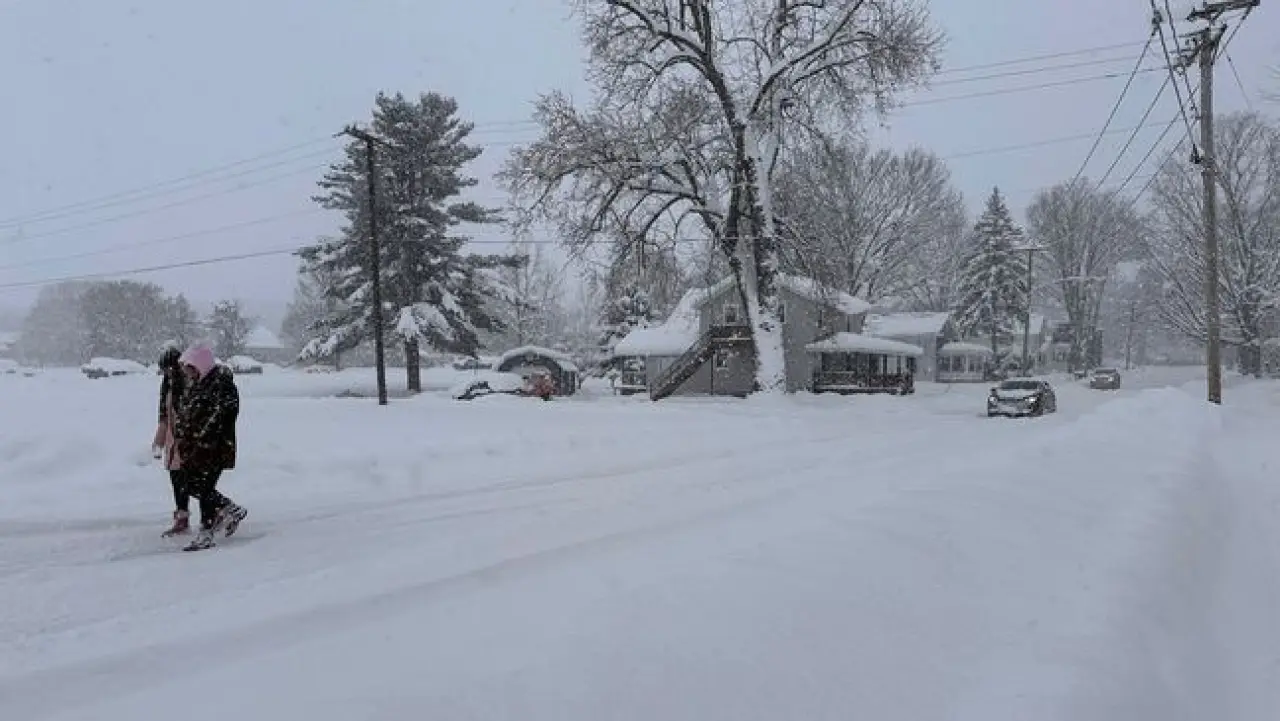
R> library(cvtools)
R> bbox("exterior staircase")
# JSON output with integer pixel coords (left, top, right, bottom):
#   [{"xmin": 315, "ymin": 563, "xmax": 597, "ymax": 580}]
[{"xmin": 649, "ymin": 324, "xmax": 753, "ymax": 401}]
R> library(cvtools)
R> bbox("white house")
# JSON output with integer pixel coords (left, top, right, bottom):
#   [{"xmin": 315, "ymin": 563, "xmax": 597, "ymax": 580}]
[
  {"xmin": 243, "ymin": 325, "xmax": 292, "ymax": 365},
  {"xmin": 864, "ymin": 312, "xmax": 955, "ymax": 382}
]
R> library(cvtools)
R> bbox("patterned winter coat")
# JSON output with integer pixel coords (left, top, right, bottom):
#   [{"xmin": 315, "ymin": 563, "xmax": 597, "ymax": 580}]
[
  {"xmin": 174, "ymin": 364, "xmax": 239, "ymax": 471},
  {"xmin": 155, "ymin": 368, "xmax": 187, "ymax": 470}
]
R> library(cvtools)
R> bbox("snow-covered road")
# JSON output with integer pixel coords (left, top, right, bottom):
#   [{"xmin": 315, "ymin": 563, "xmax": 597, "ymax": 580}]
[{"xmin": 2, "ymin": 367, "xmax": 1277, "ymax": 720}]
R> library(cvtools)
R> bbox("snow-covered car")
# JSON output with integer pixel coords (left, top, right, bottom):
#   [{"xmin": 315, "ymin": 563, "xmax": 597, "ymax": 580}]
[
  {"xmin": 987, "ymin": 379, "xmax": 1057, "ymax": 418},
  {"xmin": 228, "ymin": 355, "xmax": 264, "ymax": 375},
  {"xmin": 451, "ymin": 371, "xmax": 527, "ymax": 401},
  {"xmin": 81, "ymin": 357, "xmax": 149, "ymax": 379},
  {"xmin": 1088, "ymin": 368, "xmax": 1121, "ymax": 390},
  {"xmin": 451, "ymin": 356, "xmax": 495, "ymax": 371}
]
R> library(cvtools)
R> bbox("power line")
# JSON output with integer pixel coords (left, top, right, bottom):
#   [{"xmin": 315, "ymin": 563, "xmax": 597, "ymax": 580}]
[
  {"xmin": 928, "ymin": 54, "xmax": 1142, "ymax": 87},
  {"xmin": 933, "ymin": 41, "xmax": 1148, "ymax": 76},
  {"xmin": 941, "ymin": 119, "xmax": 1175, "ymax": 160},
  {"xmin": 0, "ymin": 148, "xmax": 338, "ymax": 233},
  {"xmin": 1094, "ymin": 74, "xmax": 1172, "ymax": 189},
  {"xmin": 903, "ymin": 64, "xmax": 1165, "ymax": 108},
  {"xmin": 0, "ymin": 208, "xmax": 328, "ymax": 271},
  {"xmin": 0, "ymin": 137, "xmax": 339, "ymax": 229},
  {"xmin": 1069, "ymin": 26, "xmax": 1159, "ymax": 184},
  {"xmin": 1225, "ymin": 51, "xmax": 1252, "ymax": 108},
  {"xmin": 3, "ymin": 162, "xmax": 332, "ymax": 246},
  {"xmin": 0, "ymin": 122, "xmax": 537, "ymax": 230}
]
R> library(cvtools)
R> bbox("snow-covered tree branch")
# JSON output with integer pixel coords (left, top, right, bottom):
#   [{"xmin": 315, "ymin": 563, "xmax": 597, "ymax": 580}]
[
  {"xmin": 1144, "ymin": 111, "xmax": 1280, "ymax": 375},
  {"xmin": 504, "ymin": 0, "xmax": 940, "ymax": 392}
]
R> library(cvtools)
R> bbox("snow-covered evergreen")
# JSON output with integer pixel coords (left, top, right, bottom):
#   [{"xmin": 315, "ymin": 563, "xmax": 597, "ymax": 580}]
[
  {"xmin": 953, "ymin": 188, "xmax": 1030, "ymax": 359},
  {"xmin": 298, "ymin": 92, "xmax": 521, "ymax": 389}
]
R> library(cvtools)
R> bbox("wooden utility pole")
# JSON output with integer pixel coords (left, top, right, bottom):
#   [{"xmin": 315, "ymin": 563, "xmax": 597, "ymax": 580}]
[
  {"xmin": 339, "ymin": 125, "xmax": 391, "ymax": 406},
  {"xmin": 1018, "ymin": 245, "xmax": 1045, "ymax": 376},
  {"xmin": 1176, "ymin": 0, "xmax": 1259, "ymax": 405}
]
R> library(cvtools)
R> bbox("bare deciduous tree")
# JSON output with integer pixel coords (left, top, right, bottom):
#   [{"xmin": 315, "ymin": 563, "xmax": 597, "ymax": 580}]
[
  {"xmin": 1145, "ymin": 111, "xmax": 1280, "ymax": 375},
  {"xmin": 504, "ymin": 0, "xmax": 940, "ymax": 392},
  {"xmin": 1028, "ymin": 179, "xmax": 1143, "ymax": 371},
  {"xmin": 774, "ymin": 140, "xmax": 967, "ymax": 306}
]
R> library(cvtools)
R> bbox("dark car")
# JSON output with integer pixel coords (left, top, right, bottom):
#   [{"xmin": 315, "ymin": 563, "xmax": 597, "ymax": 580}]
[
  {"xmin": 1089, "ymin": 368, "xmax": 1121, "ymax": 390},
  {"xmin": 987, "ymin": 379, "xmax": 1057, "ymax": 418}
]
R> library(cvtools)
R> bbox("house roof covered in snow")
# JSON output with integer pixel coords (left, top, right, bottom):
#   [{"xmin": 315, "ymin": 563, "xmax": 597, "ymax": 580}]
[
  {"xmin": 698, "ymin": 274, "xmax": 871, "ymax": 316},
  {"xmin": 805, "ymin": 333, "xmax": 924, "ymax": 357},
  {"xmin": 495, "ymin": 345, "xmax": 580, "ymax": 373},
  {"xmin": 244, "ymin": 325, "xmax": 285, "ymax": 349},
  {"xmin": 0, "ymin": 331, "xmax": 16, "ymax": 349},
  {"xmin": 940, "ymin": 341, "xmax": 994, "ymax": 356},
  {"xmin": 864, "ymin": 312, "xmax": 952, "ymax": 338},
  {"xmin": 613, "ymin": 288, "xmax": 710, "ymax": 358}
]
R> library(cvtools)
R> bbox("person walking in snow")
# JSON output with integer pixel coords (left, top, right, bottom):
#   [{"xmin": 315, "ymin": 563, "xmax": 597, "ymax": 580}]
[
  {"xmin": 173, "ymin": 344, "xmax": 248, "ymax": 551},
  {"xmin": 152, "ymin": 345, "xmax": 193, "ymax": 537}
]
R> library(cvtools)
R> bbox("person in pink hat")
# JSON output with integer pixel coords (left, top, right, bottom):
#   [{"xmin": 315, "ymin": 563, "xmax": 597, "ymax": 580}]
[{"xmin": 173, "ymin": 344, "xmax": 248, "ymax": 551}]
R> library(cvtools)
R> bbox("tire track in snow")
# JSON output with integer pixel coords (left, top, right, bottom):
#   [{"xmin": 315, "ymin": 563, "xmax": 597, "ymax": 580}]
[{"xmin": 0, "ymin": 417, "xmax": 1018, "ymax": 720}]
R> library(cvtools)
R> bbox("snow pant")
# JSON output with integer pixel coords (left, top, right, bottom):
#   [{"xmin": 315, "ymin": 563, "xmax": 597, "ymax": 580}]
[
  {"xmin": 184, "ymin": 467, "xmax": 231, "ymax": 529},
  {"xmin": 168, "ymin": 470, "xmax": 190, "ymax": 512}
]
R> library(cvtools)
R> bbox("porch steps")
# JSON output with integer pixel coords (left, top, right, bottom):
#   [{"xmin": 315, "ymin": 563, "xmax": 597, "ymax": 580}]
[{"xmin": 650, "ymin": 324, "xmax": 753, "ymax": 401}]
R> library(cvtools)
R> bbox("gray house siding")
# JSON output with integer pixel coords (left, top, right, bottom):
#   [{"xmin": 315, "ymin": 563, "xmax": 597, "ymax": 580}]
[{"xmin": 664, "ymin": 282, "xmax": 860, "ymax": 396}]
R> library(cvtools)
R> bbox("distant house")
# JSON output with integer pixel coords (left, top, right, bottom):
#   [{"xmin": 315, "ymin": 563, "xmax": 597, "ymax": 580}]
[
  {"xmin": 937, "ymin": 342, "xmax": 994, "ymax": 383},
  {"xmin": 962, "ymin": 313, "xmax": 1052, "ymax": 375},
  {"xmin": 1040, "ymin": 321, "xmax": 1102, "ymax": 373},
  {"xmin": 243, "ymin": 325, "xmax": 292, "ymax": 365},
  {"xmin": 864, "ymin": 312, "xmax": 956, "ymax": 382},
  {"xmin": 612, "ymin": 274, "xmax": 923, "ymax": 398},
  {"xmin": 0, "ymin": 331, "xmax": 16, "ymax": 359}
]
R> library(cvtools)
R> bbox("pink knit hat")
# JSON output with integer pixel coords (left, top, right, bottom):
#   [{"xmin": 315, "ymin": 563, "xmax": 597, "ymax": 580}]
[{"xmin": 179, "ymin": 344, "xmax": 217, "ymax": 378}]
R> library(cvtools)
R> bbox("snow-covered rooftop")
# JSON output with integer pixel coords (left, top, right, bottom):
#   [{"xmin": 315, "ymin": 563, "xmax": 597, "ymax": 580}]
[
  {"xmin": 805, "ymin": 333, "xmax": 924, "ymax": 357},
  {"xmin": 864, "ymin": 312, "xmax": 952, "ymax": 338},
  {"xmin": 700, "ymin": 274, "xmax": 870, "ymax": 316},
  {"xmin": 613, "ymin": 288, "xmax": 710, "ymax": 357},
  {"xmin": 940, "ymin": 341, "xmax": 994, "ymax": 355},
  {"xmin": 0, "ymin": 330, "xmax": 17, "ymax": 348},
  {"xmin": 245, "ymin": 325, "xmax": 285, "ymax": 349},
  {"xmin": 496, "ymin": 345, "xmax": 580, "ymax": 372}
]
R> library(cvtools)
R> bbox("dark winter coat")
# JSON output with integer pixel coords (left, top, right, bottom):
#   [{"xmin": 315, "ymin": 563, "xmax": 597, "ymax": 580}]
[{"xmin": 175, "ymin": 365, "xmax": 239, "ymax": 471}]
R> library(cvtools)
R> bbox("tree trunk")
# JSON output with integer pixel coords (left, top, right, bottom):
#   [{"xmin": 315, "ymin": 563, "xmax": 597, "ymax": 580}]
[
  {"xmin": 405, "ymin": 338, "xmax": 421, "ymax": 393},
  {"xmin": 741, "ymin": 133, "xmax": 787, "ymax": 395}
]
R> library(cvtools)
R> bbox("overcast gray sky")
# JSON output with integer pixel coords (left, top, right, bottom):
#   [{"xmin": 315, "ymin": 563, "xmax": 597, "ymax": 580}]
[{"xmin": 0, "ymin": 0, "xmax": 1275, "ymax": 321}]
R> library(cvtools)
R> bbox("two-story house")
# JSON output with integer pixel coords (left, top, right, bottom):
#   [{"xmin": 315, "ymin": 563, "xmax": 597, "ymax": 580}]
[{"xmin": 612, "ymin": 274, "xmax": 924, "ymax": 399}]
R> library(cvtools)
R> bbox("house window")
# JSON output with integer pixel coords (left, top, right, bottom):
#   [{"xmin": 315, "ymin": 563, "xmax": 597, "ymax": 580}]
[
  {"xmin": 724, "ymin": 302, "xmax": 741, "ymax": 324},
  {"xmin": 714, "ymin": 350, "xmax": 730, "ymax": 369},
  {"xmin": 777, "ymin": 302, "xmax": 786, "ymax": 323}
]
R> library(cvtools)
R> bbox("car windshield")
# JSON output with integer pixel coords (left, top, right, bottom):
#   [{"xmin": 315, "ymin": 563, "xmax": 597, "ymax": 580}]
[
  {"xmin": 1094, "ymin": 369, "xmax": 1118, "ymax": 375},
  {"xmin": 998, "ymin": 380, "xmax": 1041, "ymax": 391}
]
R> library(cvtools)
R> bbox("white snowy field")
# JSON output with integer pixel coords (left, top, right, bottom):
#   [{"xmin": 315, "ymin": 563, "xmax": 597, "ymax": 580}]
[{"xmin": 2, "ymin": 366, "xmax": 1279, "ymax": 720}]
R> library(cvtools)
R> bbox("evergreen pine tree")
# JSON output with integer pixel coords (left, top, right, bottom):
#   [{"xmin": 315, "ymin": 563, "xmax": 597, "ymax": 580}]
[
  {"xmin": 207, "ymin": 299, "xmax": 253, "ymax": 359},
  {"xmin": 953, "ymin": 188, "xmax": 1030, "ymax": 365},
  {"xmin": 597, "ymin": 284, "xmax": 654, "ymax": 362},
  {"xmin": 298, "ymin": 91, "xmax": 519, "ymax": 392}
]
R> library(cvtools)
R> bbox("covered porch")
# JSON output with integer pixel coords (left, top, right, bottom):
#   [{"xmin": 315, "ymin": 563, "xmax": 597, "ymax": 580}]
[{"xmin": 805, "ymin": 333, "xmax": 923, "ymax": 395}]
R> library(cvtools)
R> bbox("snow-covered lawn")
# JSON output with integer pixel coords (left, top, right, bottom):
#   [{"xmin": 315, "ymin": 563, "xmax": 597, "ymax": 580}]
[{"xmin": 1, "ymin": 366, "xmax": 1277, "ymax": 720}]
